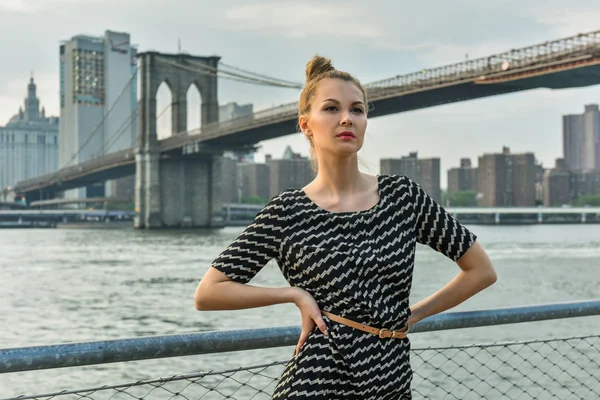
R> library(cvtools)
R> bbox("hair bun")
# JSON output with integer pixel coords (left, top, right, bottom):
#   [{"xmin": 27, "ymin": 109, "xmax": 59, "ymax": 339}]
[{"xmin": 305, "ymin": 55, "xmax": 335, "ymax": 81}]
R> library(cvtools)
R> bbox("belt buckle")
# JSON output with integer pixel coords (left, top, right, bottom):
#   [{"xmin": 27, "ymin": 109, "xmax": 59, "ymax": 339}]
[{"xmin": 378, "ymin": 328, "xmax": 390, "ymax": 338}]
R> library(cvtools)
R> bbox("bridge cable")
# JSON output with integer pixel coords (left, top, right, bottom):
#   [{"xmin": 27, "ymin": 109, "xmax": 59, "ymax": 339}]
[
  {"xmin": 26, "ymin": 67, "xmax": 140, "ymax": 196},
  {"xmin": 161, "ymin": 58, "xmax": 291, "ymax": 87},
  {"xmin": 102, "ymin": 103, "xmax": 172, "ymax": 155},
  {"xmin": 159, "ymin": 58, "xmax": 302, "ymax": 89},
  {"xmin": 186, "ymin": 59, "xmax": 303, "ymax": 88},
  {"xmin": 102, "ymin": 109, "xmax": 138, "ymax": 155},
  {"xmin": 215, "ymin": 61, "xmax": 303, "ymax": 87}
]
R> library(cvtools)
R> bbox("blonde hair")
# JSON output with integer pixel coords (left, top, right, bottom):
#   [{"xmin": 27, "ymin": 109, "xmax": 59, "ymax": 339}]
[{"xmin": 298, "ymin": 56, "xmax": 368, "ymax": 170}]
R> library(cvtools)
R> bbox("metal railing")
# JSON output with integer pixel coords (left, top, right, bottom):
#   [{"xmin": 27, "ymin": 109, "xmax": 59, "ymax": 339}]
[
  {"xmin": 11, "ymin": 148, "xmax": 136, "ymax": 192},
  {"xmin": 1, "ymin": 300, "xmax": 599, "ymax": 399},
  {"xmin": 365, "ymin": 29, "xmax": 600, "ymax": 89}
]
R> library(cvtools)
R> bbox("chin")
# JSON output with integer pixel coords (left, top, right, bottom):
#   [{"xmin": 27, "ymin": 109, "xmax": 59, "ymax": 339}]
[{"xmin": 333, "ymin": 144, "xmax": 363, "ymax": 156}]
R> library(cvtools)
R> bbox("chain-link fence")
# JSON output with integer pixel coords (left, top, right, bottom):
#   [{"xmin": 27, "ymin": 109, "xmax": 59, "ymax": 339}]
[
  {"xmin": 3, "ymin": 334, "xmax": 599, "ymax": 400},
  {"xmin": 411, "ymin": 335, "xmax": 600, "ymax": 399}
]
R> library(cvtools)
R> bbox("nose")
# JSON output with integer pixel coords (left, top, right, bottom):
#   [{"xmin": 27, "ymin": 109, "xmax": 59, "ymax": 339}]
[{"xmin": 340, "ymin": 110, "xmax": 353, "ymax": 126}]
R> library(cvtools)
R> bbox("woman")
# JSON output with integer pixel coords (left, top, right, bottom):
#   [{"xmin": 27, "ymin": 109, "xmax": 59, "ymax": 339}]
[{"xmin": 195, "ymin": 55, "xmax": 497, "ymax": 399}]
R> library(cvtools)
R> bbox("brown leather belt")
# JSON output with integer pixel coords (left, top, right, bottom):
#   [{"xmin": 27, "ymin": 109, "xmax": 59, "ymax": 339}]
[{"xmin": 321, "ymin": 310, "xmax": 409, "ymax": 339}]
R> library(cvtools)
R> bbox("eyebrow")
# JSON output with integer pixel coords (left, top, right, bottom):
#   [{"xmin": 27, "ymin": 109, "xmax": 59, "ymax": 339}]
[{"xmin": 321, "ymin": 99, "xmax": 365, "ymax": 106}]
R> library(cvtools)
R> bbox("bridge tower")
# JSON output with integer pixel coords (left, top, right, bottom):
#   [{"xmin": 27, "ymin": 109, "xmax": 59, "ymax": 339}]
[{"xmin": 135, "ymin": 52, "xmax": 224, "ymax": 229}]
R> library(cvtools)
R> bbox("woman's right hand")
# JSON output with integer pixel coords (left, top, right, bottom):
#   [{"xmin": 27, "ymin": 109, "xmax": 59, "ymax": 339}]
[{"xmin": 291, "ymin": 287, "xmax": 328, "ymax": 356}]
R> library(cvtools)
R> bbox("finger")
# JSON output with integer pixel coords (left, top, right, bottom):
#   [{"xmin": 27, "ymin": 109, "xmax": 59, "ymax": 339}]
[
  {"xmin": 295, "ymin": 332, "xmax": 309, "ymax": 356},
  {"xmin": 314, "ymin": 316, "xmax": 328, "ymax": 336}
]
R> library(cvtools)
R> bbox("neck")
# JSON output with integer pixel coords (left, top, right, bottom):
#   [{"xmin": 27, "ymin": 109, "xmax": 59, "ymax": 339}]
[{"xmin": 312, "ymin": 153, "xmax": 364, "ymax": 196}]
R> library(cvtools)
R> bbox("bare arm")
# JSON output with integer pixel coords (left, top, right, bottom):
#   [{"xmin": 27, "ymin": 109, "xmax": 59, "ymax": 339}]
[
  {"xmin": 195, "ymin": 266, "xmax": 329, "ymax": 356},
  {"xmin": 407, "ymin": 240, "xmax": 497, "ymax": 327},
  {"xmin": 194, "ymin": 267, "xmax": 297, "ymax": 310}
]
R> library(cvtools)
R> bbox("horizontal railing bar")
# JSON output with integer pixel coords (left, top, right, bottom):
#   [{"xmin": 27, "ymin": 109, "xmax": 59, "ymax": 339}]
[{"xmin": 1, "ymin": 299, "xmax": 598, "ymax": 374}]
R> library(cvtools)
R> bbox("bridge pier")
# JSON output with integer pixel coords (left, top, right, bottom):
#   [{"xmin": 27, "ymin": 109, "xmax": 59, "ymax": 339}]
[
  {"xmin": 135, "ymin": 150, "xmax": 161, "ymax": 228},
  {"xmin": 134, "ymin": 51, "xmax": 223, "ymax": 229},
  {"xmin": 135, "ymin": 153, "xmax": 224, "ymax": 229},
  {"xmin": 162, "ymin": 155, "xmax": 223, "ymax": 228}
]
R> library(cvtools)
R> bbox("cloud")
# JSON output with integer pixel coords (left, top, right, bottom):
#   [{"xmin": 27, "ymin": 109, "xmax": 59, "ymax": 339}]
[
  {"xmin": 0, "ymin": 0, "xmax": 34, "ymax": 13},
  {"xmin": 222, "ymin": 2, "xmax": 384, "ymax": 39},
  {"xmin": 1, "ymin": 0, "xmax": 598, "ymax": 187},
  {"xmin": 0, "ymin": 0, "xmax": 105, "ymax": 13},
  {"xmin": 532, "ymin": 9, "xmax": 600, "ymax": 38}
]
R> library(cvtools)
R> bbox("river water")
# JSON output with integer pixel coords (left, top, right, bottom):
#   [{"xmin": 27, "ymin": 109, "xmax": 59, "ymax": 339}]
[{"xmin": 1, "ymin": 225, "xmax": 599, "ymax": 397}]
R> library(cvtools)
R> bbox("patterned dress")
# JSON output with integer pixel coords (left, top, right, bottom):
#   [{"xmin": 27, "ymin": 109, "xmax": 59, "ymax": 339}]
[{"xmin": 212, "ymin": 174, "xmax": 477, "ymax": 399}]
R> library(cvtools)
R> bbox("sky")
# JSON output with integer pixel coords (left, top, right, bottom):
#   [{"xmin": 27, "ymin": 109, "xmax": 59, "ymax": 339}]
[{"xmin": 1, "ymin": 0, "xmax": 600, "ymax": 188}]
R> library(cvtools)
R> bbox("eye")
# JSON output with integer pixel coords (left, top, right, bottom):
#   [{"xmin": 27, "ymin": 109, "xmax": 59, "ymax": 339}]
[
  {"xmin": 325, "ymin": 105, "xmax": 338, "ymax": 112},
  {"xmin": 352, "ymin": 107, "xmax": 364, "ymax": 114}
]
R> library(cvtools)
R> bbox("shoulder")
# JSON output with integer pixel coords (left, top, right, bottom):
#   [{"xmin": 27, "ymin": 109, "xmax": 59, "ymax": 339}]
[
  {"xmin": 379, "ymin": 174, "xmax": 419, "ymax": 198},
  {"xmin": 259, "ymin": 189, "xmax": 300, "ymax": 218}
]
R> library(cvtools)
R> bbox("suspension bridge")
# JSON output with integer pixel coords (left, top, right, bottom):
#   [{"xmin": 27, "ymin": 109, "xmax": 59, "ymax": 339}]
[{"xmin": 2, "ymin": 29, "xmax": 600, "ymax": 228}]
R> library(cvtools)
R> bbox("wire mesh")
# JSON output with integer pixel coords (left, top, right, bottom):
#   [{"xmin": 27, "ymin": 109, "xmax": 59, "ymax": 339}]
[{"xmin": 4, "ymin": 334, "xmax": 599, "ymax": 400}]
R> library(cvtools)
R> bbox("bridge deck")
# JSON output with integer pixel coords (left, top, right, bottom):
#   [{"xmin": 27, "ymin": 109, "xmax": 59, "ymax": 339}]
[{"xmin": 5, "ymin": 30, "xmax": 600, "ymax": 197}]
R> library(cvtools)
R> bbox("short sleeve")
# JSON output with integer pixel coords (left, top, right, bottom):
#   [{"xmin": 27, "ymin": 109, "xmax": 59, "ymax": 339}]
[
  {"xmin": 211, "ymin": 194, "xmax": 285, "ymax": 283},
  {"xmin": 407, "ymin": 177, "xmax": 477, "ymax": 262}
]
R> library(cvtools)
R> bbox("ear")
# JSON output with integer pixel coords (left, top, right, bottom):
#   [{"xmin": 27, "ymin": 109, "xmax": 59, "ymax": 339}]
[{"xmin": 299, "ymin": 115, "xmax": 311, "ymax": 137}]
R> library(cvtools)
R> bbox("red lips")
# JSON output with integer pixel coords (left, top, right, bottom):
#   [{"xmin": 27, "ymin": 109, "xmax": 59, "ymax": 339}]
[{"xmin": 337, "ymin": 131, "xmax": 355, "ymax": 138}]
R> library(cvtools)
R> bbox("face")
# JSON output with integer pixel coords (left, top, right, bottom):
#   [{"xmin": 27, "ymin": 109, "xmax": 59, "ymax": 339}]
[{"xmin": 299, "ymin": 78, "xmax": 367, "ymax": 159}]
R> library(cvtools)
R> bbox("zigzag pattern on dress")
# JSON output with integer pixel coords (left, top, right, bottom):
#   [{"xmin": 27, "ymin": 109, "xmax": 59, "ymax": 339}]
[{"xmin": 212, "ymin": 174, "xmax": 477, "ymax": 399}]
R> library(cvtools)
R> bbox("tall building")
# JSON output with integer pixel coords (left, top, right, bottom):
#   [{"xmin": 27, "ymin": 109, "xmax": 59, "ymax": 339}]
[
  {"xmin": 240, "ymin": 162, "xmax": 271, "ymax": 202},
  {"xmin": 563, "ymin": 114, "xmax": 583, "ymax": 170},
  {"xmin": 270, "ymin": 146, "xmax": 314, "ymax": 197},
  {"xmin": 512, "ymin": 153, "xmax": 537, "ymax": 206},
  {"xmin": 418, "ymin": 158, "xmax": 441, "ymax": 204},
  {"xmin": 380, "ymin": 152, "xmax": 420, "ymax": 182},
  {"xmin": 219, "ymin": 102, "xmax": 253, "ymax": 122},
  {"xmin": 582, "ymin": 104, "xmax": 600, "ymax": 170},
  {"xmin": 478, "ymin": 149, "xmax": 512, "ymax": 207},
  {"xmin": 447, "ymin": 158, "xmax": 478, "ymax": 194},
  {"xmin": 563, "ymin": 104, "xmax": 600, "ymax": 170},
  {"xmin": 59, "ymin": 30, "xmax": 138, "ymax": 198},
  {"xmin": 0, "ymin": 77, "xmax": 59, "ymax": 190},
  {"xmin": 221, "ymin": 155, "xmax": 239, "ymax": 203},
  {"xmin": 380, "ymin": 152, "xmax": 441, "ymax": 203},
  {"xmin": 478, "ymin": 147, "xmax": 536, "ymax": 207},
  {"xmin": 543, "ymin": 159, "xmax": 571, "ymax": 207},
  {"xmin": 570, "ymin": 170, "xmax": 600, "ymax": 201},
  {"xmin": 534, "ymin": 160, "xmax": 545, "ymax": 205}
]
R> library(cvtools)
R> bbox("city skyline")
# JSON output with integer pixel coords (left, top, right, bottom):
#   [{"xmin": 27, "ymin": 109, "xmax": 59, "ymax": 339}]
[{"xmin": 1, "ymin": 1, "xmax": 599, "ymax": 189}]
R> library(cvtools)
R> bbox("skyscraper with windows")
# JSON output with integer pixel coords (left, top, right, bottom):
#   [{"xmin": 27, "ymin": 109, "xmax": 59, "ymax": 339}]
[
  {"xmin": 563, "ymin": 104, "xmax": 600, "ymax": 171},
  {"xmin": 563, "ymin": 114, "xmax": 582, "ymax": 170},
  {"xmin": 0, "ymin": 77, "xmax": 59, "ymax": 190},
  {"xmin": 380, "ymin": 152, "xmax": 442, "ymax": 203},
  {"xmin": 59, "ymin": 30, "xmax": 137, "ymax": 198},
  {"xmin": 477, "ymin": 147, "xmax": 536, "ymax": 207},
  {"xmin": 447, "ymin": 158, "xmax": 478, "ymax": 194}
]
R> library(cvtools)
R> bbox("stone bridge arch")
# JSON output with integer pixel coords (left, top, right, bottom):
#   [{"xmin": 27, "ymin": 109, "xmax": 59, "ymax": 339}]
[
  {"xmin": 137, "ymin": 52, "xmax": 220, "ymax": 150},
  {"xmin": 135, "ymin": 52, "xmax": 223, "ymax": 229}
]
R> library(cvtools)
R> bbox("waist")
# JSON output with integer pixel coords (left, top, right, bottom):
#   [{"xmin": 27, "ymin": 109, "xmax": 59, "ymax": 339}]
[{"xmin": 322, "ymin": 310, "xmax": 410, "ymax": 339}]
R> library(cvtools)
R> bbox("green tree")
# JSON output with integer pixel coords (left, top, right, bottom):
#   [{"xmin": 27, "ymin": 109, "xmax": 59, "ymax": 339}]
[
  {"xmin": 572, "ymin": 193, "xmax": 600, "ymax": 207},
  {"xmin": 447, "ymin": 190, "xmax": 479, "ymax": 207},
  {"xmin": 105, "ymin": 199, "xmax": 135, "ymax": 211},
  {"xmin": 242, "ymin": 196, "xmax": 268, "ymax": 205}
]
